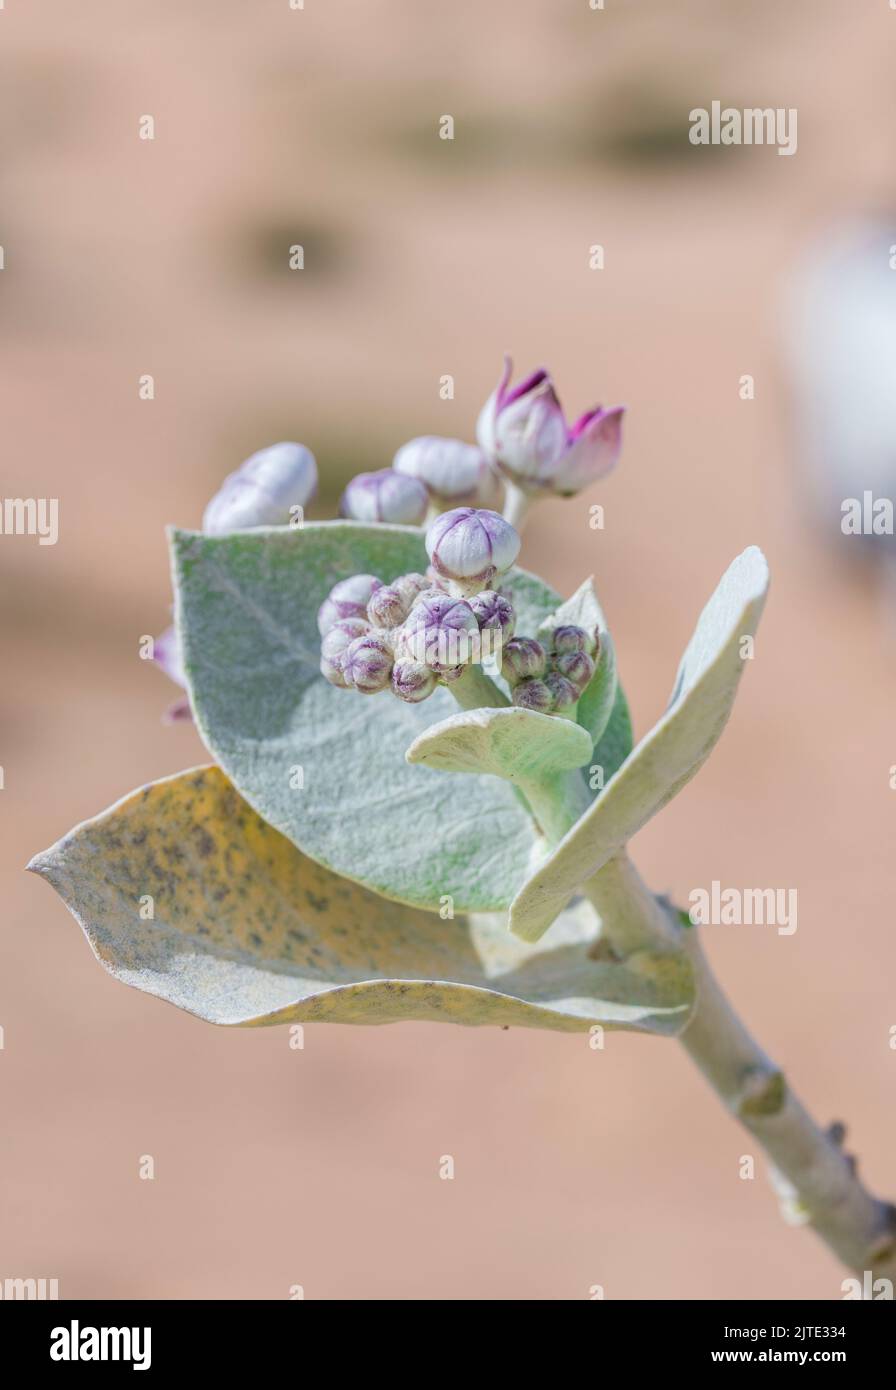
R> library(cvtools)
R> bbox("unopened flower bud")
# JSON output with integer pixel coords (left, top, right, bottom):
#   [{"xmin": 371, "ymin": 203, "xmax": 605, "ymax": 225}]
[
  {"xmin": 552, "ymin": 624, "xmax": 595, "ymax": 655},
  {"xmin": 425, "ymin": 507, "xmax": 520, "ymax": 593},
  {"xmin": 393, "ymin": 572, "xmax": 430, "ymax": 608},
  {"xmin": 400, "ymin": 592, "xmax": 480, "ymax": 673},
  {"xmin": 544, "ymin": 672, "xmax": 579, "ymax": 713},
  {"xmin": 203, "ymin": 443, "xmax": 318, "ymax": 534},
  {"xmin": 469, "ymin": 590, "xmax": 516, "ymax": 644},
  {"xmin": 393, "ymin": 436, "xmax": 501, "ymax": 508},
  {"xmin": 317, "ymin": 574, "xmax": 383, "ymax": 636},
  {"xmin": 320, "ymin": 617, "xmax": 372, "ymax": 687},
  {"xmin": 391, "ymin": 657, "xmax": 438, "ymax": 703},
  {"xmin": 500, "ymin": 636, "xmax": 547, "ymax": 683},
  {"xmin": 343, "ymin": 632, "xmax": 394, "ymax": 693},
  {"xmin": 512, "ymin": 678, "xmax": 553, "ymax": 713},
  {"xmin": 367, "ymin": 584, "xmax": 411, "ymax": 628},
  {"xmin": 555, "ymin": 649, "xmax": 595, "ymax": 692},
  {"xmin": 339, "ymin": 469, "xmax": 428, "ymax": 525}
]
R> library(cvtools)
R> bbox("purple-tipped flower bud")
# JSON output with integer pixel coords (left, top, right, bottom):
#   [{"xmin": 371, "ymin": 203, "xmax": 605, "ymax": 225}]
[
  {"xmin": 339, "ymin": 469, "xmax": 428, "ymax": 525},
  {"xmin": 393, "ymin": 572, "xmax": 430, "ymax": 608},
  {"xmin": 342, "ymin": 632, "xmax": 394, "ymax": 693},
  {"xmin": 425, "ymin": 507, "xmax": 521, "ymax": 592},
  {"xmin": 367, "ymin": 584, "xmax": 411, "ymax": 629},
  {"xmin": 477, "ymin": 355, "xmax": 624, "ymax": 497},
  {"xmin": 500, "ymin": 636, "xmax": 547, "ymax": 683},
  {"xmin": 469, "ymin": 590, "xmax": 516, "ymax": 644},
  {"xmin": 544, "ymin": 672, "xmax": 579, "ymax": 713},
  {"xmin": 203, "ymin": 443, "xmax": 318, "ymax": 534},
  {"xmin": 317, "ymin": 574, "xmax": 383, "ymax": 636},
  {"xmin": 555, "ymin": 649, "xmax": 595, "ymax": 692},
  {"xmin": 400, "ymin": 591, "xmax": 480, "ymax": 673},
  {"xmin": 552, "ymin": 624, "xmax": 595, "ymax": 656},
  {"xmin": 391, "ymin": 657, "xmax": 439, "ymax": 703},
  {"xmin": 512, "ymin": 678, "xmax": 554, "ymax": 713},
  {"xmin": 320, "ymin": 617, "xmax": 372, "ymax": 687},
  {"xmin": 393, "ymin": 436, "xmax": 501, "ymax": 508}
]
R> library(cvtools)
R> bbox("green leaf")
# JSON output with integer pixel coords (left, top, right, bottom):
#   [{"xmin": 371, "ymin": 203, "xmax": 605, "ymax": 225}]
[
  {"xmin": 535, "ymin": 576, "xmax": 631, "ymax": 787},
  {"xmin": 172, "ymin": 522, "xmax": 567, "ymax": 913},
  {"xmin": 588, "ymin": 683, "xmax": 634, "ymax": 791},
  {"xmin": 28, "ymin": 766, "xmax": 695, "ymax": 1034},
  {"xmin": 406, "ymin": 706, "xmax": 593, "ymax": 782},
  {"xmin": 536, "ymin": 575, "xmax": 607, "ymax": 645},
  {"xmin": 576, "ymin": 630, "xmax": 618, "ymax": 748},
  {"xmin": 406, "ymin": 705, "xmax": 593, "ymax": 844},
  {"xmin": 509, "ymin": 547, "xmax": 770, "ymax": 942}
]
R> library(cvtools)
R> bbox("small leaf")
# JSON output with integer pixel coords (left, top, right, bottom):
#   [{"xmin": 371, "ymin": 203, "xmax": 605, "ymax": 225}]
[
  {"xmin": 576, "ymin": 630, "xmax": 618, "ymax": 749},
  {"xmin": 588, "ymin": 682, "xmax": 634, "ymax": 792},
  {"xmin": 509, "ymin": 547, "xmax": 769, "ymax": 942},
  {"xmin": 536, "ymin": 575, "xmax": 607, "ymax": 645},
  {"xmin": 406, "ymin": 706, "xmax": 593, "ymax": 782},
  {"xmin": 28, "ymin": 766, "xmax": 695, "ymax": 1034},
  {"xmin": 536, "ymin": 576, "xmax": 630, "ymax": 781}
]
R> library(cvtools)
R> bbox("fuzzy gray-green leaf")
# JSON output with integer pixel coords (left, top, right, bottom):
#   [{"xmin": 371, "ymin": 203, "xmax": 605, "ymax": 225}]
[
  {"xmin": 406, "ymin": 706, "xmax": 593, "ymax": 782},
  {"xmin": 172, "ymin": 522, "xmax": 565, "ymax": 913}
]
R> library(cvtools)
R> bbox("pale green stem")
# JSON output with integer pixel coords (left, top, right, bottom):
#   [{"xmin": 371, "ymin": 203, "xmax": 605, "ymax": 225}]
[
  {"xmin": 583, "ymin": 852, "xmax": 896, "ymax": 1279},
  {"xmin": 443, "ymin": 666, "xmax": 896, "ymax": 1276},
  {"xmin": 516, "ymin": 769, "xmax": 590, "ymax": 844},
  {"xmin": 445, "ymin": 664, "xmax": 509, "ymax": 711},
  {"xmin": 502, "ymin": 481, "xmax": 534, "ymax": 532}
]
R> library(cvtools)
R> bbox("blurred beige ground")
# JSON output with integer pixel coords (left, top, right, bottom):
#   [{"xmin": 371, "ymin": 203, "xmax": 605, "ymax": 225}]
[{"xmin": 2, "ymin": 0, "xmax": 895, "ymax": 1299}]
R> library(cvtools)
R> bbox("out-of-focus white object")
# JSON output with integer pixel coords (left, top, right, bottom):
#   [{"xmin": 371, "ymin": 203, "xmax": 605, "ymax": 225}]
[
  {"xmin": 786, "ymin": 218, "xmax": 896, "ymax": 556},
  {"xmin": 202, "ymin": 442, "xmax": 318, "ymax": 534}
]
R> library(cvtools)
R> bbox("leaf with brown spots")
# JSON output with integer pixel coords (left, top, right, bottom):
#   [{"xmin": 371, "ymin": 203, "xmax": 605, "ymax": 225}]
[{"xmin": 28, "ymin": 766, "xmax": 694, "ymax": 1033}]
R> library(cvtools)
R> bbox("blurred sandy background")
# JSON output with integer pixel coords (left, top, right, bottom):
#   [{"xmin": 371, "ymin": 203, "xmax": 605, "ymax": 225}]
[{"xmin": 2, "ymin": 0, "xmax": 896, "ymax": 1300}]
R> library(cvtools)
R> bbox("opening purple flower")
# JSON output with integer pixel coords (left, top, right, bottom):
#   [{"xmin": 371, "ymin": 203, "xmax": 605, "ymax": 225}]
[{"xmin": 476, "ymin": 355, "xmax": 625, "ymax": 496}]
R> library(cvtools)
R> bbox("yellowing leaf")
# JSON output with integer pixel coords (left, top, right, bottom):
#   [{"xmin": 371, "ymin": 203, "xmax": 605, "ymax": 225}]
[{"xmin": 28, "ymin": 766, "xmax": 694, "ymax": 1034}]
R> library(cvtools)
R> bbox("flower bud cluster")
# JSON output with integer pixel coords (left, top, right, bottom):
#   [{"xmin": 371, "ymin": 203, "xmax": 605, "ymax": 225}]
[
  {"xmin": 318, "ymin": 568, "xmax": 518, "ymax": 703},
  {"xmin": 501, "ymin": 624, "xmax": 599, "ymax": 716}
]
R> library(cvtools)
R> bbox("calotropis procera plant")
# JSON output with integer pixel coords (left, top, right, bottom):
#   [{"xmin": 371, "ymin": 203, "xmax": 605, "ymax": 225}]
[{"xmin": 28, "ymin": 359, "xmax": 896, "ymax": 1291}]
